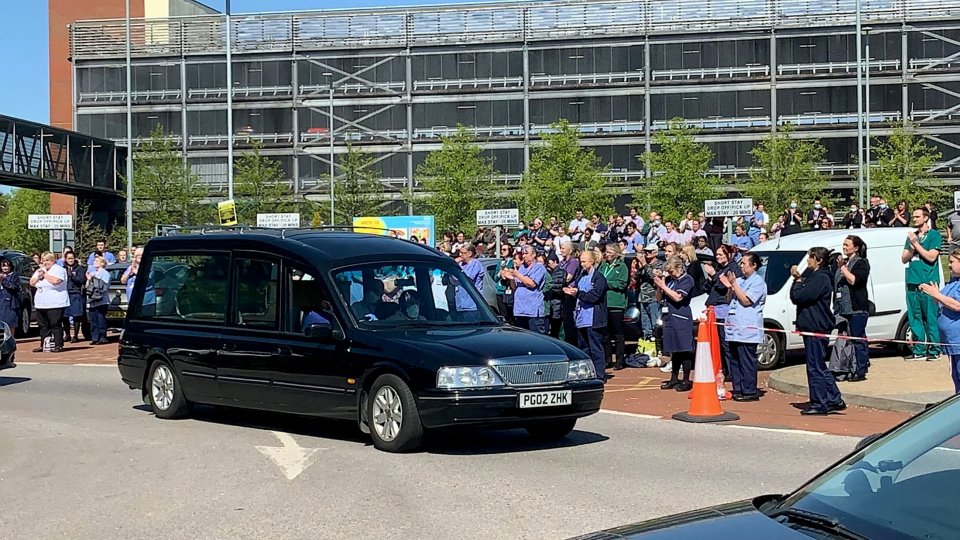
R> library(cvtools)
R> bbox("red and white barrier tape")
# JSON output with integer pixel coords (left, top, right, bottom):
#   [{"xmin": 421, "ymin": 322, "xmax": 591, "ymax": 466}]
[{"xmin": 703, "ymin": 319, "xmax": 955, "ymax": 349}]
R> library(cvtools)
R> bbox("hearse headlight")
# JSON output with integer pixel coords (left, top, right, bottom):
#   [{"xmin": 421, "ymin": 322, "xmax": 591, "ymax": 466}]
[
  {"xmin": 566, "ymin": 359, "xmax": 597, "ymax": 381},
  {"xmin": 436, "ymin": 366, "xmax": 505, "ymax": 389}
]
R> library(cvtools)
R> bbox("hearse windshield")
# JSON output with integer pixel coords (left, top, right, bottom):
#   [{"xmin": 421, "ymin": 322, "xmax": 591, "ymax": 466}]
[{"xmin": 332, "ymin": 262, "xmax": 498, "ymax": 328}]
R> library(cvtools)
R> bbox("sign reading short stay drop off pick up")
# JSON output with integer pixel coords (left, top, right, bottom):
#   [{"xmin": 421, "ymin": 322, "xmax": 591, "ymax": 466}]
[
  {"xmin": 477, "ymin": 208, "xmax": 520, "ymax": 227},
  {"xmin": 704, "ymin": 198, "xmax": 753, "ymax": 218},
  {"xmin": 28, "ymin": 214, "xmax": 73, "ymax": 230}
]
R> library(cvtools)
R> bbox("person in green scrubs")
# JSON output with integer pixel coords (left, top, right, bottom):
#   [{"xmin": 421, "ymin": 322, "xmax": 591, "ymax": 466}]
[{"xmin": 902, "ymin": 206, "xmax": 942, "ymax": 360}]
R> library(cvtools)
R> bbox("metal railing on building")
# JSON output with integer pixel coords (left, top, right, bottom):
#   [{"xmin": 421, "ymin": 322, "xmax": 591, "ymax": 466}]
[{"xmin": 69, "ymin": 0, "xmax": 960, "ymax": 60}]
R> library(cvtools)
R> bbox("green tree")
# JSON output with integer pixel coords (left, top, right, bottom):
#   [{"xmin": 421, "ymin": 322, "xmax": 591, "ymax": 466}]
[
  {"xmin": 0, "ymin": 188, "xmax": 51, "ymax": 254},
  {"xmin": 234, "ymin": 141, "xmax": 290, "ymax": 224},
  {"xmin": 333, "ymin": 144, "xmax": 385, "ymax": 225},
  {"xmin": 131, "ymin": 126, "xmax": 212, "ymax": 243},
  {"xmin": 415, "ymin": 126, "xmax": 498, "ymax": 233},
  {"xmin": 73, "ymin": 201, "xmax": 108, "ymax": 256},
  {"xmin": 870, "ymin": 122, "xmax": 946, "ymax": 209},
  {"xmin": 744, "ymin": 123, "xmax": 828, "ymax": 213},
  {"xmin": 519, "ymin": 119, "xmax": 612, "ymax": 220},
  {"xmin": 641, "ymin": 118, "xmax": 718, "ymax": 222}
]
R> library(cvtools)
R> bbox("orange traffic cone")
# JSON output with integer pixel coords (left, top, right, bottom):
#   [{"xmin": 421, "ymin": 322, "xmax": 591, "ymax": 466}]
[
  {"xmin": 673, "ymin": 321, "xmax": 740, "ymax": 423},
  {"xmin": 706, "ymin": 307, "xmax": 733, "ymax": 401}
]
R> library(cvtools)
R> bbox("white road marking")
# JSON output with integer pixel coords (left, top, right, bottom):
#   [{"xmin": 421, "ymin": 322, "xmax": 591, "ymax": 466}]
[
  {"xmin": 720, "ymin": 424, "xmax": 827, "ymax": 437},
  {"xmin": 255, "ymin": 431, "xmax": 327, "ymax": 481},
  {"xmin": 600, "ymin": 409, "xmax": 662, "ymax": 420}
]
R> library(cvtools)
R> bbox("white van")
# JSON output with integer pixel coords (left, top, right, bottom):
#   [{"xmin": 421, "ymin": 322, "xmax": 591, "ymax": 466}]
[{"xmin": 690, "ymin": 227, "xmax": 943, "ymax": 369}]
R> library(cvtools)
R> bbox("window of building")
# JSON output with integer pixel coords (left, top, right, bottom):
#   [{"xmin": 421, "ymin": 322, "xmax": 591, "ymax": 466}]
[{"xmin": 135, "ymin": 253, "xmax": 230, "ymax": 324}]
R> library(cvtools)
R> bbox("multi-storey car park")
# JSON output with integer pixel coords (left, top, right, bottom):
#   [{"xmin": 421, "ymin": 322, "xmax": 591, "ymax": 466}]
[{"xmin": 67, "ymin": 0, "xmax": 960, "ymax": 211}]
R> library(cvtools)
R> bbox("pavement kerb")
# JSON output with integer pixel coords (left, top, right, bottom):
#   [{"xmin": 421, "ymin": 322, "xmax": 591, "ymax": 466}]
[{"xmin": 767, "ymin": 365, "xmax": 936, "ymax": 414}]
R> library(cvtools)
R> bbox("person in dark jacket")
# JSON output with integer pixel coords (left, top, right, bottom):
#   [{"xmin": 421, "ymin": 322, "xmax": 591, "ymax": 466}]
[
  {"xmin": 563, "ymin": 249, "xmax": 608, "ymax": 380},
  {"xmin": 61, "ymin": 251, "xmax": 88, "ymax": 343},
  {"xmin": 790, "ymin": 246, "xmax": 846, "ymax": 415},
  {"xmin": 833, "ymin": 235, "xmax": 871, "ymax": 381},
  {"xmin": 546, "ymin": 253, "xmax": 566, "ymax": 338},
  {"xmin": 0, "ymin": 257, "xmax": 21, "ymax": 332},
  {"xmin": 655, "ymin": 256, "xmax": 696, "ymax": 392}
]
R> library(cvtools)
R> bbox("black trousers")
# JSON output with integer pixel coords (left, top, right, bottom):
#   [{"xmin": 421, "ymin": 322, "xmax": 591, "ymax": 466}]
[
  {"xmin": 561, "ymin": 297, "xmax": 578, "ymax": 345},
  {"xmin": 549, "ymin": 317, "xmax": 563, "ymax": 339},
  {"xmin": 496, "ymin": 294, "xmax": 515, "ymax": 326},
  {"xmin": 37, "ymin": 308, "xmax": 65, "ymax": 348},
  {"xmin": 604, "ymin": 308, "xmax": 626, "ymax": 367}
]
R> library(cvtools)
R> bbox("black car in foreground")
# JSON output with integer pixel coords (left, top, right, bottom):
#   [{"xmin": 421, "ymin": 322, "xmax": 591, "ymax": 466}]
[
  {"xmin": 0, "ymin": 321, "xmax": 17, "ymax": 371},
  {"xmin": 118, "ymin": 229, "xmax": 604, "ymax": 452},
  {"xmin": 574, "ymin": 393, "xmax": 960, "ymax": 539}
]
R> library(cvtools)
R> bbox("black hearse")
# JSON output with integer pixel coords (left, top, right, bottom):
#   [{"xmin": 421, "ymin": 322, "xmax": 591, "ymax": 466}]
[{"xmin": 118, "ymin": 229, "xmax": 603, "ymax": 452}]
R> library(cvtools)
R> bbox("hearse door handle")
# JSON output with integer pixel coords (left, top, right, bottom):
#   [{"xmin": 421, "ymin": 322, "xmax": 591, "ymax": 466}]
[{"xmin": 275, "ymin": 346, "xmax": 292, "ymax": 356}]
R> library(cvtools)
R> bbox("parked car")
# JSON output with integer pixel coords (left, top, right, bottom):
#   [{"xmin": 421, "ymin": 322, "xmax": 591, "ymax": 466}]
[
  {"xmin": 118, "ymin": 230, "xmax": 604, "ymax": 452},
  {"xmin": 687, "ymin": 228, "xmax": 931, "ymax": 370},
  {"xmin": 106, "ymin": 262, "xmax": 130, "ymax": 329},
  {"xmin": 0, "ymin": 250, "xmax": 37, "ymax": 337},
  {"xmin": 575, "ymin": 392, "xmax": 960, "ymax": 539},
  {"xmin": 0, "ymin": 321, "xmax": 17, "ymax": 371}
]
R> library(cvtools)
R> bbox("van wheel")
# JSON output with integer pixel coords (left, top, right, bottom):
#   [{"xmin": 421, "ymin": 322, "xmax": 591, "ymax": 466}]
[
  {"xmin": 757, "ymin": 330, "xmax": 783, "ymax": 370},
  {"xmin": 16, "ymin": 307, "xmax": 29, "ymax": 337},
  {"xmin": 368, "ymin": 374, "xmax": 423, "ymax": 453},
  {"xmin": 148, "ymin": 360, "xmax": 190, "ymax": 419},
  {"xmin": 526, "ymin": 419, "xmax": 577, "ymax": 441}
]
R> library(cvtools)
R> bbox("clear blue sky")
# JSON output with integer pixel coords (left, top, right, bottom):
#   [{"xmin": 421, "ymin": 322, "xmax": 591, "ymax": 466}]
[{"xmin": 0, "ymin": 0, "xmax": 526, "ymax": 125}]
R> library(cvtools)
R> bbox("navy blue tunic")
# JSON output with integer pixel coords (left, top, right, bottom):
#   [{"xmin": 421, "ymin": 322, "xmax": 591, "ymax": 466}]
[
  {"xmin": 0, "ymin": 272, "xmax": 21, "ymax": 330},
  {"xmin": 661, "ymin": 273, "xmax": 695, "ymax": 354}
]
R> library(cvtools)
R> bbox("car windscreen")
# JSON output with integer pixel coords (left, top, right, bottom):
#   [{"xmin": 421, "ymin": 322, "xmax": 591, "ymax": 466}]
[
  {"xmin": 772, "ymin": 396, "xmax": 960, "ymax": 539},
  {"xmin": 755, "ymin": 250, "xmax": 806, "ymax": 294},
  {"xmin": 331, "ymin": 261, "xmax": 497, "ymax": 328}
]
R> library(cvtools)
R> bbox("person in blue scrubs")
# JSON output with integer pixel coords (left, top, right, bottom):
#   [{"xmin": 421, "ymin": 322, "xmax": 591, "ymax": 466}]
[
  {"xmin": 720, "ymin": 252, "xmax": 767, "ymax": 401},
  {"xmin": 919, "ymin": 249, "xmax": 960, "ymax": 393}
]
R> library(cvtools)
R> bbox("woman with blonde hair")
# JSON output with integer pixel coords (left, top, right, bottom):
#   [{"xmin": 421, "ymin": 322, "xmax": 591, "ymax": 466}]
[
  {"xmin": 29, "ymin": 252, "xmax": 69, "ymax": 352},
  {"xmin": 654, "ymin": 256, "xmax": 696, "ymax": 391},
  {"xmin": 86, "ymin": 255, "xmax": 112, "ymax": 345}
]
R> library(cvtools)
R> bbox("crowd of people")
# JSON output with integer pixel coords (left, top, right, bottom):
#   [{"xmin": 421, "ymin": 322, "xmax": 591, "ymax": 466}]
[
  {"xmin": 437, "ymin": 194, "xmax": 960, "ymax": 414},
  {"xmin": 17, "ymin": 241, "xmax": 132, "ymax": 353}
]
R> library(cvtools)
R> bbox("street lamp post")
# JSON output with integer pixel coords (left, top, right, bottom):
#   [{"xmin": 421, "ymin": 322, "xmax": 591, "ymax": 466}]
[
  {"xmin": 855, "ymin": 0, "xmax": 864, "ymax": 206},
  {"xmin": 865, "ymin": 27, "xmax": 872, "ymax": 200},
  {"xmin": 226, "ymin": 0, "xmax": 234, "ymax": 200},
  {"xmin": 125, "ymin": 0, "xmax": 133, "ymax": 249},
  {"xmin": 324, "ymin": 72, "xmax": 335, "ymax": 225}
]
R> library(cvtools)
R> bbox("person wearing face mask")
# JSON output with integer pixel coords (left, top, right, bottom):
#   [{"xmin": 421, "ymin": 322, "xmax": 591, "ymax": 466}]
[
  {"xmin": 807, "ymin": 198, "xmax": 828, "ymax": 231},
  {"xmin": 0, "ymin": 257, "xmax": 21, "ymax": 335},
  {"xmin": 864, "ymin": 196, "xmax": 894, "ymax": 228},
  {"xmin": 782, "ymin": 202, "xmax": 803, "ymax": 236},
  {"xmin": 397, "ymin": 290, "xmax": 424, "ymax": 321},
  {"xmin": 841, "ymin": 204, "xmax": 864, "ymax": 229}
]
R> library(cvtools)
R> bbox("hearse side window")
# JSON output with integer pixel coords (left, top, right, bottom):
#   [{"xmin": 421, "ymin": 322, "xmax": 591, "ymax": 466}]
[
  {"xmin": 331, "ymin": 262, "xmax": 496, "ymax": 327},
  {"xmin": 286, "ymin": 268, "xmax": 337, "ymax": 333},
  {"xmin": 232, "ymin": 257, "xmax": 279, "ymax": 330},
  {"xmin": 134, "ymin": 253, "xmax": 230, "ymax": 323}
]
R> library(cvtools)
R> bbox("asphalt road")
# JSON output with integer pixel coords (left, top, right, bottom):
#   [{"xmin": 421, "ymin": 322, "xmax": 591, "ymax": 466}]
[{"xmin": 1, "ymin": 364, "xmax": 859, "ymax": 539}]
